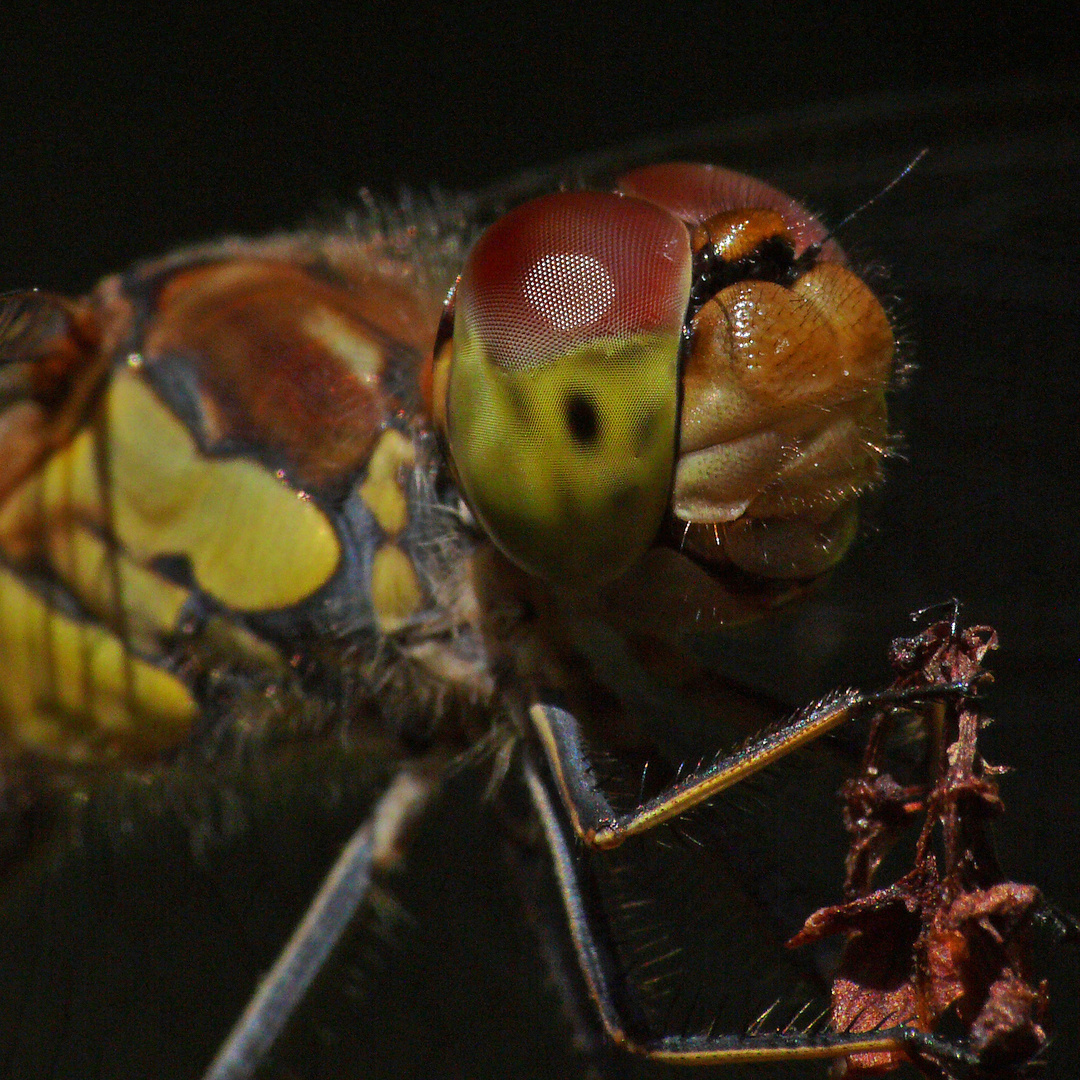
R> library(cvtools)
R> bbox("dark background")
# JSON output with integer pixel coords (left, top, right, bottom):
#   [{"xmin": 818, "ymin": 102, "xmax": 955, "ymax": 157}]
[
  {"xmin": 1, "ymin": 2, "xmax": 1077, "ymax": 293},
  {"xmin": 1, "ymin": 4, "xmax": 1078, "ymax": 1079}
]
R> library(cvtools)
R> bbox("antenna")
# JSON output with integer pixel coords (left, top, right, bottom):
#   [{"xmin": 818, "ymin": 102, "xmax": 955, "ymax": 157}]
[
  {"xmin": 792, "ymin": 148, "xmax": 929, "ymax": 272},
  {"xmin": 830, "ymin": 148, "xmax": 929, "ymax": 238}
]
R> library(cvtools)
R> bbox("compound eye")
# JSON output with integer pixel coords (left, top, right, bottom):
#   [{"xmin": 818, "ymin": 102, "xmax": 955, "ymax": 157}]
[{"xmin": 442, "ymin": 191, "xmax": 691, "ymax": 586}]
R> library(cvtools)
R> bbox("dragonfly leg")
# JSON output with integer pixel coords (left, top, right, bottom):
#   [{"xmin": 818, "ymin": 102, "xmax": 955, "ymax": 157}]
[
  {"xmin": 200, "ymin": 763, "xmax": 441, "ymax": 1080},
  {"xmin": 529, "ymin": 682, "xmax": 972, "ymax": 850},
  {"xmin": 521, "ymin": 751, "xmax": 977, "ymax": 1072},
  {"xmin": 499, "ymin": 806, "xmax": 633, "ymax": 1080}
]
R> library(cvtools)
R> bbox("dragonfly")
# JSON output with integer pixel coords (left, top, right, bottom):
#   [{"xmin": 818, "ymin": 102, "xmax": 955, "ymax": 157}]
[{"xmin": 0, "ymin": 84, "xmax": 1076, "ymax": 1080}]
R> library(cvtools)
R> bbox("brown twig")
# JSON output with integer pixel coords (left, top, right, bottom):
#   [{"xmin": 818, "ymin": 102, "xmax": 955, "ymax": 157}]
[{"xmin": 788, "ymin": 620, "xmax": 1048, "ymax": 1077}]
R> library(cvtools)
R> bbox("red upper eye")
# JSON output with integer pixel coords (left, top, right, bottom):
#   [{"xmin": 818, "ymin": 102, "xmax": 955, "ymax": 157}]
[
  {"xmin": 617, "ymin": 162, "xmax": 843, "ymax": 263},
  {"xmin": 456, "ymin": 190, "xmax": 692, "ymax": 372}
]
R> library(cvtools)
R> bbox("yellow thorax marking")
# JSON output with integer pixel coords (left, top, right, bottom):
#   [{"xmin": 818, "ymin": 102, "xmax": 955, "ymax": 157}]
[{"xmin": 359, "ymin": 429, "xmax": 416, "ymax": 537}]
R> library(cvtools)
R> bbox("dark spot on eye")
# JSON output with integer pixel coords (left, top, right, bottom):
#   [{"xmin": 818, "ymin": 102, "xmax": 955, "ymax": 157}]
[
  {"xmin": 566, "ymin": 392, "xmax": 599, "ymax": 445},
  {"xmin": 632, "ymin": 407, "xmax": 659, "ymax": 456},
  {"xmin": 610, "ymin": 483, "xmax": 640, "ymax": 515},
  {"xmin": 506, "ymin": 381, "xmax": 528, "ymax": 419}
]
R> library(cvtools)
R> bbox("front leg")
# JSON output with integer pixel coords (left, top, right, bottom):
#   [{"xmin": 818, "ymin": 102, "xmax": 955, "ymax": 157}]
[
  {"xmin": 528, "ymin": 682, "xmax": 970, "ymax": 850},
  {"xmin": 520, "ymin": 750, "xmax": 976, "ymax": 1071}
]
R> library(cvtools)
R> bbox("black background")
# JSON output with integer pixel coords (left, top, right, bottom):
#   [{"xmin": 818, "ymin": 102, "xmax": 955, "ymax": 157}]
[
  {"xmin": 1, "ymin": 3, "xmax": 1078, "ymax": 1079},
  {"xmin": 2, "ymin": 2, "xmax": 1076, "ymax": 293}
]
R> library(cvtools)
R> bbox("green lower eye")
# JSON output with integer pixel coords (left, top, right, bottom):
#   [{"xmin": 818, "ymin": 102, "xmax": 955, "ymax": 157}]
[
  {"xmin": 449, "ymin": 334, "xmax": 680, "ymax": 586},
  {"xmin": 443, "ymin": 190, "xmax": 692, "ymax": 587}
]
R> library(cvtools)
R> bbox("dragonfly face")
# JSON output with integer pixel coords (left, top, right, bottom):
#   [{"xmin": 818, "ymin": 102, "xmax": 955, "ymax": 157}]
[
  {"xmin": 0, "ymin": 85, "xmax": 1075, "ymax": 1080},
  {"xmin": 431, "ymin": 166, "xmax": 890, "ymax": 590}
]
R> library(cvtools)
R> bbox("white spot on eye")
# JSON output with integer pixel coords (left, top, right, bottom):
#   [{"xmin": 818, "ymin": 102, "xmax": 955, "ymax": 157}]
[{"xmin": 523, "ymin": 253, "xmax": 615, "ymax": 331}]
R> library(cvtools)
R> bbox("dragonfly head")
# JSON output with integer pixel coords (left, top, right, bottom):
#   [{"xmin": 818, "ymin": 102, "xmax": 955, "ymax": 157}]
[{"xmin": 426, "ymin": 164, "xmax": 894, "ymax": 593}]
